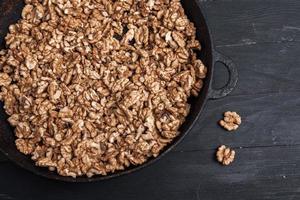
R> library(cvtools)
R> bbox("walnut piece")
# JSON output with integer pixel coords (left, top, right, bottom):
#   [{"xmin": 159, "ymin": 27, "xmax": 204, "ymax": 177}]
[
  {"xmin": 216, "ymin": 145, "xmax": 235, "ymax": 166},
  {"xmin": 219, "ymin": 111, "xmax": 241, "ymax": 131},
  {"xmin": 0, "ymin": 0, "xmax": 207, "ymax": 177}
]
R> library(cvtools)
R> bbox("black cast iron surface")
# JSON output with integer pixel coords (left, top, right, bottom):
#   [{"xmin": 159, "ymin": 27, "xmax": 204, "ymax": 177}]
[
  {"xmin": 0, "ymin": 0, "xmax": 300, "ymax": 199},
  {"xmin": 0, "ymin": 0, "xmax": 237, "ymax": 182}
]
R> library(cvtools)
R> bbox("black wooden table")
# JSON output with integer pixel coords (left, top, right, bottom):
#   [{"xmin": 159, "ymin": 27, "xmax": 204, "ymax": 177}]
[{"xmin": 0, "ymin": 0, "xmax": 300, "ymax": 199}]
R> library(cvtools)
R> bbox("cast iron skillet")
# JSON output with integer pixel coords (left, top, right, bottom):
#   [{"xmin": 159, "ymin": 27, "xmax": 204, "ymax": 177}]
[{"xmin": 0, "ymin": 0, "xmax": 238, "ymax": 182}]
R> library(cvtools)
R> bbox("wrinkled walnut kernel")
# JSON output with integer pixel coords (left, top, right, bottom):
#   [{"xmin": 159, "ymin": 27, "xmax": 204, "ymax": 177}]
[
  {"xmin": 0, "ymin": 0, "xmax": 207, "ymax": 177},
  {"xmin": 219, "ymin": 111, "xmax": 241, "ymax": 131},
  {"xmin": 216, "ymin": 145, "xmax": 235, "ymax": 166}
]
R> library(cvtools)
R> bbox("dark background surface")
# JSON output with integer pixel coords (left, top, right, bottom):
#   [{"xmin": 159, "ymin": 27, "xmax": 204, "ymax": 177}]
[{"xmin": 0, "ymin": 0, "xmax": 300, "ymax": 199}]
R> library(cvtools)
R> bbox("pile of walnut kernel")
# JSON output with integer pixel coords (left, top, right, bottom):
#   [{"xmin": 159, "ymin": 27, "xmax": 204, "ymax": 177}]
[{"xmin": 0, "ymin": 0, "xmax": 207, "ymax": 177}]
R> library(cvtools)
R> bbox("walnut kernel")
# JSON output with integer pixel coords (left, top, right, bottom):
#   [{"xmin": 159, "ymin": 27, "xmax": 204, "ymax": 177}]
[
  {"xmin": 216, "ymin": 145, "xmax": 235, "ymax": 166},
  {"xmin": 219, "ymin": 111, "xmax": 241, "ymax": 131}
]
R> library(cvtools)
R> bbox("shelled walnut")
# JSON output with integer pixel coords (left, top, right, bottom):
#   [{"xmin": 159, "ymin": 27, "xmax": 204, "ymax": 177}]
[
  {"xmin": 216, "ymin": 145, "xmax": 235, "ymax": 166},
  {"xmin": 219, "ymin": 111, "xmax": 241, "ymax": 131},
  {"xmin": 0, "ymin": 0, "xmax": 207, "ymax": 177}
]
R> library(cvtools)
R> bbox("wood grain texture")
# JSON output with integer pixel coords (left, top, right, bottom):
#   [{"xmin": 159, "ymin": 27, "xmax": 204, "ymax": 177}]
[
  {"xmin": 0, "ymin": 0, "xmax": 300, "ymax": 199},
  {"xmin": 176, "ymin": 91, "xmax": 300, "ymax": 152}
]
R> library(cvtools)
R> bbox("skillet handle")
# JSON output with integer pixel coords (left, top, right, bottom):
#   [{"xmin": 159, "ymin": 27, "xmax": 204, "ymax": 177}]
[{"xmin": 208, "ymin": 51, "xmax": 238, "ymax": 99}]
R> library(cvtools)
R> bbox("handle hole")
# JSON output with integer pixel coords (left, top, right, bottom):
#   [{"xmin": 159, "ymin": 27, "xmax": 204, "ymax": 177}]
[{"xmin": 212, "ymin": 61, "xmax": 230, "ymax": 89}]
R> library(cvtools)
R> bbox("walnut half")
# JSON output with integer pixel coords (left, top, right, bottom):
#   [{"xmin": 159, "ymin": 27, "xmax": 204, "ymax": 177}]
[
  {"xmin": 216, "ymin": 145, "xmax": 235, "ymax": 166},
  {"xmin": 219, "ymin": 111, "xmax": 241, "ymax": 131}
]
